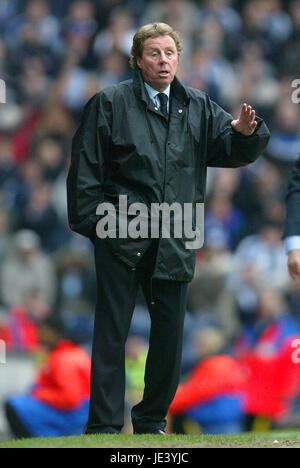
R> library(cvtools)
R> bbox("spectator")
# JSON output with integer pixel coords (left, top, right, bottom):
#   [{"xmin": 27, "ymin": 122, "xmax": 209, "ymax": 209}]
[
  {"xmin": 17, "ymin": 182, "xmax": 70, "ymax": 252},
  {"xmin": 0, "ymin": 285, "xmax": 50, "ymax": 353},
  {"xmin": 205, "ymin": 190, "xmax": 246, "ymax": 251},
  {"xmin": 229, "ymin": 220, "xmax": 290, "ymax": 295},
  {"xmin": 54, "ymin": 247, "xmax": 96, "ymax": 315},
  {"xmin": 62, "ymin": 0, "xmax": 98, "ymax": 44},
  {"xmin": 0, "ymin": 303, "xmax": 39, "ymax": 353},
  {"xmin": 277, "ymin": 0, "xmax": 300, "ymax": 75},
  {"xmin": 169, "ymin": 327, "xmax": 246, "ymax": 434},
  {"xmin": 253, "ymin": 160, "xmax": 286, "ymax": 222},
  {"xmin": 0, "ymin": 206, "xmax": 11, "ymax": 260},
  {"xmin": 18, "ymin": 56, "xmax": 51, "ymax": 107},
  {"xmin": 195, "ymin": 0, "xmax": 242, "ymax": 35},
  {"xmin": 234, "ymin": 288, "xmax": 300, "ymax": 429},
  {"xmin": 5, "ymin": 0, "xmax": 60, "ymax": 51},
  {"xmin": 0, "ymin": 229, "xmax": 56, "ymax": 308},
  {"xmin": 141, "ymin": 0, "xmax": 198, "ymax": 37},
  {"xmin": 125, "ymin": 335, "xmax": 148, "ymax": 400},
  {"xmin": 187, "ymin": 235, "xmax": 238, "ymax": 340},
  {"xmin": 226, "ymin": 219, "xmax": 290, "ymax": 325},
  {"xmin": 124, "ymin": 335, "xmax": 148, "ymax": 433},
  {"xmin": 222, "ymin": 41, "xmax": 279, "ymax": 113},
  {"xmin": 0, "ymin": 129, "xmax": 19, "ymax": 188},
  {"xmin": 93, "ymin": 7, "xmax": 136, "ymax": 59},
  {"xmin": 0, "ymin": 0, "xmax": 18, "ymax": 32},
  {"xmin": 5, "ymin": 315, "xmax": 91, "ymax": 438},
  {"xmin": 182, "ymin": 35, "xmax": 235, "ymax": 105},
  {"xmin": 5, "ymin": 5, "xmax": 61, "ymax": 81},
  {"xmin": 266, "ymin": 97, "xmax": 300, "ymax": 164},
  {"xmin": 33, "ymin": 136, "xmax": 66, "ymax": 183},
  {"xmin": 235, "ymin": 287, "xmax": 299, "ymax": 359}
]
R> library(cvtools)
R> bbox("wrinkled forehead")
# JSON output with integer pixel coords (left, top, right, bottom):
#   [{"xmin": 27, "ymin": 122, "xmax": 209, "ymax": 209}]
[{"xmin": 142, "ymin": 35, "xmax": 177, "ymax": 52}]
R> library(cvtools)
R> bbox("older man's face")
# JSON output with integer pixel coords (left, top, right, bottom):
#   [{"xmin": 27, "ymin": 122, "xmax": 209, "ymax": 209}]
[{"xmin": 136, "ymin": 35, "xmax": 179, "ymax": 91}]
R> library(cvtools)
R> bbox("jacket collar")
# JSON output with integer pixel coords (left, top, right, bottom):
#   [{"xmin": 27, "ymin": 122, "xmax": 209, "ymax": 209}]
[
  {"xmin": 144, "ymin": 81, "xmax": 171, "ymax": 102},
  {"xmin": 133, "ymin": 68, "xmax": 190, "ymax": 106}
]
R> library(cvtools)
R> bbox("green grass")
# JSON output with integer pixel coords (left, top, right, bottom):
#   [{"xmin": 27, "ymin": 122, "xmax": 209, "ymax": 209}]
[{"xmin": 1, "ymin": 430, "xmax": 300, "ymax": 448}]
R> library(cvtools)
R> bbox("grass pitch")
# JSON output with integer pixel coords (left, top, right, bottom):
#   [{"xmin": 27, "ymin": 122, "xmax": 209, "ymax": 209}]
[{"xmin": 0, "ymin": 430, "xmax": 300, "ymax": 448}]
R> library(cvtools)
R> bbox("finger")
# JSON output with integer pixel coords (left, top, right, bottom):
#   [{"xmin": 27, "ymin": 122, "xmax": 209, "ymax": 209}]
[
  {"xmin": 288, "ymin": 265, "xmax": 297, "ymax": 280},
  {"xmin": 289, "ymin": 268, "xmax": 296, "ymax": 280},
  {"xmin": 289, "ymin": 263, "xmax": 300, "ymax": 280},
  {"xmin": 242, "ymin": 105, "xmax": 253, "ymax": 122},
  {"xmin": 241, "ymin": 103, "xmax": 247, "ymax": 116},
  {"xmin": 294, "ymin": 266, "xmax": 300, "ymax": 277},
  {"xmin": 245, "ymin": 111, "xmax": 256, "ymax": 125},
  {"xmin": 239, "ymin": 104, "xmax": 249, "ymax": 122},
  {"xmin": 290, "ymin": 270, "xmax": 300, "ymax": 281}
]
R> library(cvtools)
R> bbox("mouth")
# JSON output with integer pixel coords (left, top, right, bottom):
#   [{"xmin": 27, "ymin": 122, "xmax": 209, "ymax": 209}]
[{"xmin": 158, "ymin": 70, "xmax": 170, "ymax": 77}]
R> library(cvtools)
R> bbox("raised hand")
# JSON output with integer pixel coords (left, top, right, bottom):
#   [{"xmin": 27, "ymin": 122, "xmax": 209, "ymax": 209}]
[{"xmin": 231, "ymin": 103, "xmax": 258, "ymax": 136}]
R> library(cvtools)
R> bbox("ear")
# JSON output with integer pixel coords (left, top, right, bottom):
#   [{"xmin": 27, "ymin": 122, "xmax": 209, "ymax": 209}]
[{"xmin": 136, "ymin": 56, "xmax": 142, "ymax": 69}]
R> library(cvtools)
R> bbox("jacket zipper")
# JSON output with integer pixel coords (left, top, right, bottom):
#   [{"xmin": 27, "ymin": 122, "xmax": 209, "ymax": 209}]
[
  {"xmin": 145, "ymin": 105, "xmax": 176, "ymax": 303},
  {"xmin": 150, "ymin": 115, "xmax": 170, "ymax": 303}
]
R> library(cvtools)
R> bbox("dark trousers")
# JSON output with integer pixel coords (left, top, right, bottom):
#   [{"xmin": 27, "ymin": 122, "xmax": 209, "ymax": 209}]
[{"xmin": 85, "ymin": 238, "xmax": 189, "ymax": 434}]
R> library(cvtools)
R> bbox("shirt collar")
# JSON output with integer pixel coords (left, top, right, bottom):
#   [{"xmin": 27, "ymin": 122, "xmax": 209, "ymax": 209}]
[
  {"xmin": 144, "ymin": 82, "xmax": 170, "ymax": 102},
  {"xmin": 133, "ymin": 68, "xmax": 190, "ymax": 106}
]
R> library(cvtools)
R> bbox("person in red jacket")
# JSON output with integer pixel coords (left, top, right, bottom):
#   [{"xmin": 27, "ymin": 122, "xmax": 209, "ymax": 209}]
[
  {"xmin": 0, "ymin": 304, "xmax": 39, "ymax": 353},
  {"xmin": 168, "ymin": 327, "xmax": 247, "ymax": 434},
  {"xmin": 5, "ymin": 316, "xmax": 91, "ymax": 438},
  {"xmin": 234, "ymin": 288, "xmax": 300, "ymax": 428}
]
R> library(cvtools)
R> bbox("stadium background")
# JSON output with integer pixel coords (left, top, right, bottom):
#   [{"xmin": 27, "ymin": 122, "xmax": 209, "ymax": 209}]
[{"xmin": 1, "ymin": 0, "xmax": 300, "ymax": 439}]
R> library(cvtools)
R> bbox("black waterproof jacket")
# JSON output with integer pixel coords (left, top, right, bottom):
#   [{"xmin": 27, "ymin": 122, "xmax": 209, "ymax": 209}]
[{"xmin": 67, "ymin": 69, "xmax": 270, "ymax": 282}]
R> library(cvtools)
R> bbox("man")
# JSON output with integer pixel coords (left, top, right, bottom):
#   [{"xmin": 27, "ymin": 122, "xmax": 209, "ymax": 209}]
[
  {"xmin": 169, "ymin": 327, "xmax": 247, "ymax": 435},
  {"xmin": 0, "ymin": 229, "xmax": 56, "ymax": 309},
  {"xmin": 67, "ymin": 22, "xmax": 270, "ymax": 435},
  {"xmin": 284, "ymin": 156, "xmax": 300, "ymax": 280},
  {"xmin": 5, "ymin": 316, "xmax": 90, "ymax": 438},
  {"xmin": 234, "ymin": 288, "xmax": 300, "ymax": 430}
]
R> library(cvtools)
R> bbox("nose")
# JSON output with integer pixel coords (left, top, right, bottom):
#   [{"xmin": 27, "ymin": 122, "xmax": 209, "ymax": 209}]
[{"xmin": 159, "ymin": 52, "xmax": 168, "ymax": 63}]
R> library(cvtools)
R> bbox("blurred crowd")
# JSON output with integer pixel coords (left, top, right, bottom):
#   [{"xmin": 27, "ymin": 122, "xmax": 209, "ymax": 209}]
[{"xmin": 1, "ymin": 0, "xmax": 300, "ymax": 436}]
